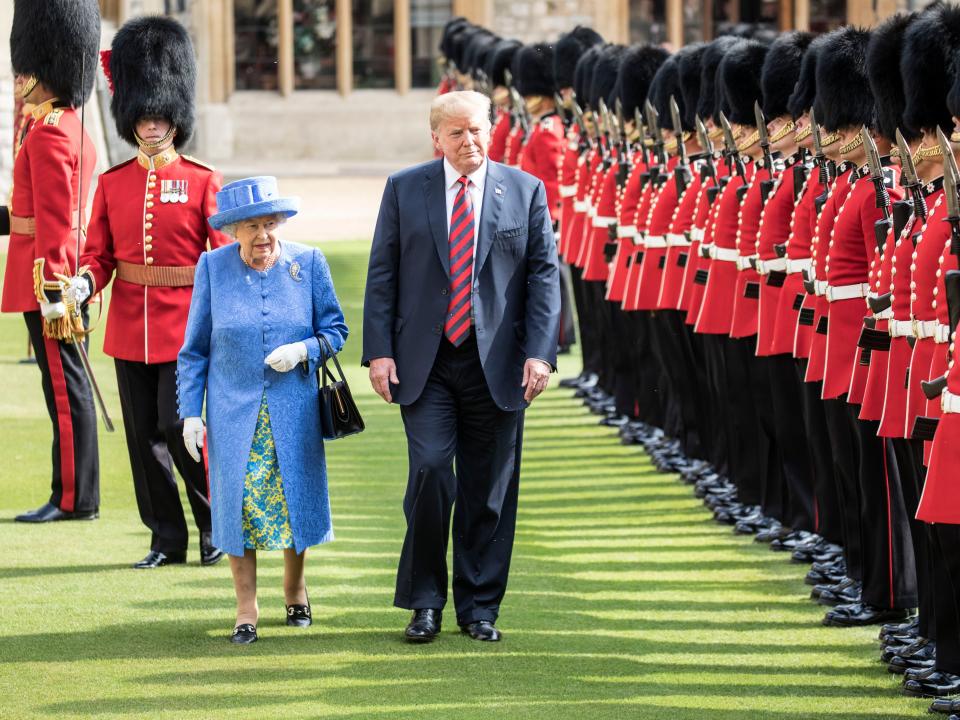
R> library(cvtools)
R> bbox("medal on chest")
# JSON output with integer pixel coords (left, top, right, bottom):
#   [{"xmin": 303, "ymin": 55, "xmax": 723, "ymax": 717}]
[{"xmin": 160, "ymin": 179, "xmax": 189, "ymax": 203}]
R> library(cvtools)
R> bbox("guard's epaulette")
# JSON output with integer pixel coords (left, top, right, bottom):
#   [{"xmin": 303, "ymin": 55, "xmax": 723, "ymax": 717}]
[
  {"xmin": 181, "ymin": 154, "xmax": 216, "ymax": 172},
  {"xmin": 44, "ymin": 109, "xmax": 65, "ymax": 127},
  {"xmin": 101, "ymin": 157, "xmax": 137, "ymax": 175}
]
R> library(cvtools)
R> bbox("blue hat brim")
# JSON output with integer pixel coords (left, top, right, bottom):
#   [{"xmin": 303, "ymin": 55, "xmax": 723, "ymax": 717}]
[{"xmin": 208, "ymin": 198, "xmax": 300, "ymax": 230}]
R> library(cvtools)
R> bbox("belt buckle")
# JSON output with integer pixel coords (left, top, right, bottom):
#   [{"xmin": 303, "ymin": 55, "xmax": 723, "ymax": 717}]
[{"xmin": 911, "ymin": 318, "xmax": 920, "ymax": 338}]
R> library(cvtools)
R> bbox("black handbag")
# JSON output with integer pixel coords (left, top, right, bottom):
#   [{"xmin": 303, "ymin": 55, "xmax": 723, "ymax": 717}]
[{"xmin": 316, "ymin": 335, "xmax": 364, "ymax": 440}]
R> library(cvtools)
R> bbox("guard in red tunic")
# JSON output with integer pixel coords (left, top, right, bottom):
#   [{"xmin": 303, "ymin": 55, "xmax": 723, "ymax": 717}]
[
  {"xmin": 1, "ymin": 0, "xmax": 101, "ymax": 523},
  {"xmin": 71, "ymin": 18, "xmax": 230, "ymax": 568},
  {"xmin": 485, "ymin": 41, "xmax": 521, "ymax": 164}
]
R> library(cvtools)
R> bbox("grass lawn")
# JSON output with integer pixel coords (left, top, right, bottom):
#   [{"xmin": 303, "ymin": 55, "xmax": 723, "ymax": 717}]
[{"xmin": 0, "ymin": 240, "xmax": 925, "ymax": 719}]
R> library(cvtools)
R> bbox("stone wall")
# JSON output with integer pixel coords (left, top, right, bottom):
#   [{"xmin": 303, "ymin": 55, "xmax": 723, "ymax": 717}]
[{"xmin": 490, "ymin": 0, "xmax": 598, "ymax": 42}]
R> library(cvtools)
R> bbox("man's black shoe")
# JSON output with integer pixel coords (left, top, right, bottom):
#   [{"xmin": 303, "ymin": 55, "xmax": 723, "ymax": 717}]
[
  {"xmin": 405, "ymin": 609, "xmax": 441, "ymax": 643},
  {"xmin": 822, "ymin": 602, "xmax": 909, "ymax": 627},
  {"xmin": 817, "ymin": 579, "xmax": 862, "ymax": 607},
  {"xmin": 200, "ymin": 532, "xmax": 225, "ymax": 566},
  {"xmin": 15, "ymin": 502, "xmax": 98, "ymax": 523},
  {"xmin": 928, "ymin": 697, "xmax": 960, "ymax": 714},
  {"xmin": 888, "ymin": 656, "xmax": 935, "ymax": 675},
  {"xmin": 460, "ymin": 620, "xmax": 501, "ymax": 642},
  {"xmin": 880, "ymin": 616, "xmax": 919, "ymax": 640},
  {"xmin": 133, "ymin": 550, "xmax": 187, "ymax": 569},
  {"xmin": 902, "ymin": 671, "xmax": 960, "ymax": 698},
  {"xmin": 880, "ymin": 636, "xmax": 932, "ymax": 664},
  {"xmin": 558, "ymin": 373, "xmax": 584, "ymax": 389}
]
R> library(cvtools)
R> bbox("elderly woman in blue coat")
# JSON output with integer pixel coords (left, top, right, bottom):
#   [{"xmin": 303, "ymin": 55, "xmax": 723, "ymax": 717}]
[{"xmin": 177, "ymin": 176, "xmax": 348, "ymax": 644}]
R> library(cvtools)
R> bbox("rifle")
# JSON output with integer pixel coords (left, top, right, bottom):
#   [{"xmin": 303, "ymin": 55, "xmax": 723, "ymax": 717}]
[
  {"xmin": 554, "ymin": 92, "xmax": 570, "ymax": 129},
  {"xmin": 719, "ymin": 112, "xmax": 749, "ymax": 201},
  {"xmin": 615, "ymin": 98, "xmax": 632, "ymax": 188},
  {"xmin": 896, "ymin": 128, "xmax": 927, "ymax": 223},
  {"xmin": 754, "ymin": 101, "xmax": 775, "ymax": 205},
  {"xmin": 570, "ymin": 93, "xmax": 591, "ymax": 154},
  {"xmin": 810, "ymin": 108, "xmax": 833, "ymax": 215},
  {"xmin": 670, "ymin": 95, "xmax": 690, "ymax": 197},
  {"xmin": 863, "ymin": 127, "xmax": 892, "ymax": 254},
  {"xmin": 645, "ymin": 100, "xmax": 666, "ymax": 186},
  {"xmin": 696, "ymin": 115, "xmax": 723, "ymax": 206},
  {"xmin": 634, "ymin": 106, "xmax": 651, "ymax": 167},
  {"xmin": 598, "ymin": 98, "xmax": 613, "ymax": 169}
]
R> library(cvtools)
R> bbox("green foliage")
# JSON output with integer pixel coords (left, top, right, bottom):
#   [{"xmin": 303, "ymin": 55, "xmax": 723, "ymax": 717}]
[{"xmin": 0, "ymin": 245, "xmax": 923, "ymax": 719}]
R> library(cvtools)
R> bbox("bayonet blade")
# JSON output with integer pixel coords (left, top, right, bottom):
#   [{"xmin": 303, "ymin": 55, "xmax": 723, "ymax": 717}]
[
  {"xmin": 669, "ymin": 96, "xmax": 688, "ymax": 164},
  {"xmin": 696, "ymin": 115, "xmax": 713, "ymax": 155},
  {"xmin": 863, "ymin": 126, "xmax": 882, "ymax": 179},
  {"xmin": 504, "ymin": 68, "xmax": 513, "ymax": 89},
  {"xmin": 719, "ymin": 112, "xmax": 737, "ymax": 153},
  {"xmin": 644, "ymin": 99, "xmax": 660, "ymax": 138},
  {"xmin": 754, "ymin": 101, "xmax": 769, "ymax": 147},
  {"xmin": 896, "ymin": 128, "xmax": 919, "ymax": 187},
  {"xmin": 810, "ymin": 108, "xmax": 824, "ymax": 156},
  {"xmin": 939, "ymin": 127, "xmax": 960, "ymax": 219}
]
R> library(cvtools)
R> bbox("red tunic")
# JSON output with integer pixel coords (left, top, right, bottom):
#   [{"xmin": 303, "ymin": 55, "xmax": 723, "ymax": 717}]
[
  {"xmin": 694, "ymin": 165, "xmax": 754, "ymax": 335},
  {"xmin": 730, "ymin": 163, "xmax": 771, "ymax": 339},
  {"xmin": 621, "ymin": 176, "xmax": 658, "ymax": 311},
  {"xmin": 926, "ymin": 241, "xmax": 958, "ymax": 420},
  {"xmin": 659, "ymin": 168, "xmax": 702, "ymax": 310},
  {"xmin": 681, "ymin": 160, "xmax": 728, "ymax": 321},
  {"xmin": 803, "ymin": 165, "xmax": 856, "ymax": 384},
  {"xmin": 520, "ymin": 113, "xmax": 564, "ymax": 222},
  {"xmin": 505, "ymin": 125, "xmax": 524, "ymax": 167},
  {"xmin": 860, "ymin": 221, "xmax": 897, "ymax": 422},
  {"xmin": 488, "ymin": 108, "xmax": 511, "ymax": 164},
  {"xmin": 556, "ymin": 129, "xmax": 581, "ymax": 261},
  {"xmin": 82, "ymin": 150, "xmax": 230, "ymax": 364},
  {"xmin": 568, "ymin": 148, "xmax": 597, "ymax": 269},
  {"xmin": 632, "ymin": 156, "xmax": 681, "ymax": 311},
  {"xmin": 607, "ymin": 155, "xmax": 645, "ymax": 303},
  {"xmin": 581, "ymin": 159, "xmax": 617, "ymax": 282},
  {"xmin": 756, "ymin": 155, "xmax": 804, "ymax": 356},
  {"xmin": 2, "ymin": 102, "xmax": 96, "ymax": 313}
]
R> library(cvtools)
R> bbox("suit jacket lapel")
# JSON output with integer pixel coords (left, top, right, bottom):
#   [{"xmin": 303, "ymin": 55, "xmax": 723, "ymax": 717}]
[
  {"xmin": 423, "ymin": 159, "xmax": 450, "ymax": 277},
  {"xmin": 475, "ymin": 161, "xmax": 505, "ymax": 277}
]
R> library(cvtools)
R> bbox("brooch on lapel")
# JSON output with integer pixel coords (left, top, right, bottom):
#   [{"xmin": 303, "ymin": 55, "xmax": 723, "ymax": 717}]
[{"xmin": 289, "ymin": 261, "xmax": 303, "ymax": 282}]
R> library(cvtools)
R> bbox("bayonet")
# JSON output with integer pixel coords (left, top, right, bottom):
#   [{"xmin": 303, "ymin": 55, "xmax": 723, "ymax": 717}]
[
  {"xmin": 896, "ymin": 128, "xmax": 927, "ymax": 221},
  {"xmin": 615, "ymin": 98, "xmax": 631, "ymax": 187},
  {"xmin": 939, "ymin": 127, "xmax": 960, "ymax": 258},
  {"xmin": 634, "ymin": 106, "xmax": 650, "ymax": 165},
  {"xmin": 810, "ymin": 108, "xmax": 833, "ymax": 214},
  {"xmin": 719, "ymin": 112, "xmax": 748, "ymax": 197},
  {"xmin": 863, "ymin": 127, "xmax": 893, "ymax": 260},
  {"xmin": 754, "ymin": 101, "xmax": 775, "ymax": 205},
  {"xmin": 670, "ymin": 95, "xmax": 690, "ymax": 196}
]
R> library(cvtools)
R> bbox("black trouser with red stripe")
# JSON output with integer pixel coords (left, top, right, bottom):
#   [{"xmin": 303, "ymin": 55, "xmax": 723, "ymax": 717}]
[
  {"xmin": 23, "ymin": 310, "xmax": 99, "ymax": 513},
  {"xmin": 822, "ymin": 397, "xmax": 861, "ymax": 581},
  {"xmin": 557, "ymin": 263, "xmax": 577, "ymax": 351},
  {"xmin": 798, "ymin": 369, "xmax": 843, "ymax": 545},
  {"xmin": 893, "ymin": 438, "xmax": 934, "ymax": 639},
  {"xmin": 569, "ymin": 266, "xmax": 602, "ymax": 380},
  {"xmin": 929, "ymin": 523, "xmax": 960, "ymax": 674},
  {"xmin": 115, "ymin": 360, "xmax": 212, "ymax": 555},
  {"xmin": 847, "ymin": 405, "xmax": 917, "ymax": 609}
]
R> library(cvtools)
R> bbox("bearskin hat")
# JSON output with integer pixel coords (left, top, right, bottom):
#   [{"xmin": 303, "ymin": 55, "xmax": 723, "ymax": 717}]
[
  {"xmin": 589, "ymin": 44, "xmax": 626, "ymax": 110},
  {"xmin": 718, "ymin": 40, "xmax": 768, "ymax": 126},
  {"xmin": 786, "ymin": 34, "xmax": 826, "ymax": 120},
  {"xmin": 649, "ymin": 56, "xmax": 682, "ymax": 132},
  {"xmin": 697, "ymin": 36, "xmax": 741, "ymax": 124},
  {"xmin": 11, "ymin": 0, "xmax": 101, "ymax": 108},
  {"xmin": 514, "ymin": 43, "xmax": 556, "ymax": 97},
  {"xmin": 449, "ymin": 25, "xmax": 484, "ymax": 71},
  {"xmin": 486, "ymin": 40, "xmax": 522, "ymax": 88},
  {"xmin": 554, "ymin": 26, "xmax": 604, "ymax": 90},
  {"xmin": 573, "ymin": 45, "xmax": 603, "ymax": 106},
  {"xmin": 617, "ymin": 44, "xmax": 670, "ymax": 119},
  {"xmin": 677, "ymin": 43, "xmax": 706, "ymax": 129},
  {"xmin": 864, "ymin": 13, "xmax": 917, "ymax": 141},
  {"xmin": 813, "ymin": 27, "xmax": 874, "ymax": 133},
  {"xmin": 761, "ymin": 31, "xmax": 813, "ymax": 120},
  {"xmin": 109, "ymin": 16, "xmax": 197, "ymax": 149},
  {"xmin": 903, "ymin": 4, "xmax": 959, "ymax": 134},
  {"xmin": 463, "ymin": 31, "xmax": 498, "ymax": 78},
  {"xmin": 439, "ymin": 17, "xmax": 471, "ymax": 58}
]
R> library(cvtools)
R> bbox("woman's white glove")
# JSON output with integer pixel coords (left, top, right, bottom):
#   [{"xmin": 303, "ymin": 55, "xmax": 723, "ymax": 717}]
[
  {"xmin": 182, "ymin": 417, "xmax": 205, "ymax": 463},
  {"xmin": 264, "ymin": 341, "xmax": 308, "ymax": 373},
  {"xmin": 40, "ymin": 300, "xmax": 66, "ymax": 321}
]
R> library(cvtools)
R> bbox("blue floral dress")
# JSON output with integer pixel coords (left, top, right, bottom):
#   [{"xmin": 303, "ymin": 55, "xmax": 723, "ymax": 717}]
[{"xmin": 242, "ymin": 394, "xmax": 294, "ymax": 550}]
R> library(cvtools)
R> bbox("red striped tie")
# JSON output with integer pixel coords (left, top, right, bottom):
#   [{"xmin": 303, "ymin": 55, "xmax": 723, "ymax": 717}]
[{"xmin": 445, "ymin": 176, "xmax": 475, "ymax": 346}]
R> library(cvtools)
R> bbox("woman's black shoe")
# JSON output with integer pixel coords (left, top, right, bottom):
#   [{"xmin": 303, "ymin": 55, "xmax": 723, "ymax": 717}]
[
  {"xmin": 286, "ymin": 604, "xmax": 312, "ymax": 627},
  {"xmin": 231, "ymin": 623, "xmax": 258, "ymax": 644}
]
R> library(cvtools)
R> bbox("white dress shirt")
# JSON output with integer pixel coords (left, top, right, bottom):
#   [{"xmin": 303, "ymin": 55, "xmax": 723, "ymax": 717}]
[{"xmin": 443, "ymin": 157, "xmax": 486, "ymax": 243}]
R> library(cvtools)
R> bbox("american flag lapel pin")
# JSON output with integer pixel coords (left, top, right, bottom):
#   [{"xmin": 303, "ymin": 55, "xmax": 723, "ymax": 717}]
[{"xmin": 495, "ymin": 186, "xmax": 503, "ymax": 196}]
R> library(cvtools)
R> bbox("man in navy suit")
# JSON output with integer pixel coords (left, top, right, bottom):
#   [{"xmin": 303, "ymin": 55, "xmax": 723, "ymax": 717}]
[{"xmin": 363, "ymin": 90, "xmax": 561, "ymax": 642}]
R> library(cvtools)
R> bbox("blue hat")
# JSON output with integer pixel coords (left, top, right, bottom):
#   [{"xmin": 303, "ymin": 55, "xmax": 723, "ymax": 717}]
[{"xmin": 208, "ymin": 176, "xmax": 300, "ymax": 230}]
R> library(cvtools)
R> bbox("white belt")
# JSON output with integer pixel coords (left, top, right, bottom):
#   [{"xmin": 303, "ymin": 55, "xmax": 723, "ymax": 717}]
[
  {"xmin": 889, "ymin": 319, "xmax": 913, "ymax": 337},
  {"xmin": 559, "ymin": 184, "xmax": 578, "ymax": 198},
  {"xmin": 568, "ymin": 141, "xmax": 578, "ymax": 151},
  {"xmin": 700, "ymin": 242, "xmax": 715, "ymax": 257},
  {"xmin": 785, "ymin": 257, "xmax": 812, "ymax": 275},
  {"xmin": 736, "ymin": 255, "xmax": 757, "ymax": 271},
  {"xmin": 573, "ymin": 200, "xmax": 588, "ymax": 212},
  {"xmin": 691, "ymin": 227, "xmax": 705, "ymax": 242},
  {"xmin": 587, "ymin": 205, "xmax": 597, "ymax": 217},
  {"xmin": 875, "ymin": 308, "xmax": 894, "ymax": 320},
  {"xmin": 913, "ymin": 319, "xmax": 938, "ymax": 339},
  {"xmin": 943, "ymin": 390, "xmax": 960, "ymax": 414},
  {"xmin": 812, "ymin": 279, "xmax": 828, "ymax": 297},
  {"xmin": 591, "ymin": 215, "xmax": 616, "ymax": 228},
  {"xmin": 935, "ymin": 323, "xmax": 951, "ymax": 344},
  {"xmin": 757, "ymin": 257, "xmax": 787, "ymax": 275},
  {"xmin": 711, "ymin": 246, "xmax": 739, "ymax": 262},
  {"xmin": 666, "ymin": 232, "xmax": 691, "ymax": 247},
  {"xmin": 644, "ymin": 235, "xmax": 667, "ymax": 248},
  {"xmin": 617, "ymin": 225, "xmax": 637, "ymax": 239},
  {"xmin": 826, "ymin": 282, "xmax": 870, "ymax": 303}
]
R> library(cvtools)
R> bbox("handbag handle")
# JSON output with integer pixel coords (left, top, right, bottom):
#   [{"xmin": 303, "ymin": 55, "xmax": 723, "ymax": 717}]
[{"xmin": 317, "ymin": 335, "xmax": 348, "ymax": 389}]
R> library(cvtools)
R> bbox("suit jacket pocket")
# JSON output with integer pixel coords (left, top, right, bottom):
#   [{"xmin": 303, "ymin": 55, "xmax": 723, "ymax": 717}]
[{"xmin": 495, "ymin": 225, "xmax": 527, "ymax": 244}]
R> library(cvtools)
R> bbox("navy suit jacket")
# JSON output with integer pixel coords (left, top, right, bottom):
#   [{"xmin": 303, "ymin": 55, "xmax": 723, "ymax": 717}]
[{"xmin": 362, "ymin": 158, "xmax": 560, "ymax": 411}]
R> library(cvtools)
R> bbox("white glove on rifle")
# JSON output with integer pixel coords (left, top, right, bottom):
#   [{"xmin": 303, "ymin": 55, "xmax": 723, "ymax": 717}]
[
  {"xmin": 62, "ymin": 275, "xmax": 91, "ymax": 306},
  {"xmin": 264, "ymin": 342, "xmax": 308, "ymax": 373},
  {"xmin": 183, "ymin": 417, "xmax": 205, "ymax": 463},
  {"xmin": 40, "ymin": 300, "xmax": 66, "ymax": 321}
]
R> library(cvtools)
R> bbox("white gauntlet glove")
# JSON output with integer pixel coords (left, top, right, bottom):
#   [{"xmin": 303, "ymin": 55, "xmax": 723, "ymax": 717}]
[
  {"xmin": 182, "ymin": 417, "xmax": 205, "ymax": 463},
  {"xmin": 264, "ymin": 342, "xmax": 308, "ymax": 373},
  {"xmin": 40, "ymin": 300, "xmax": 66, "ymax": 321}
]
